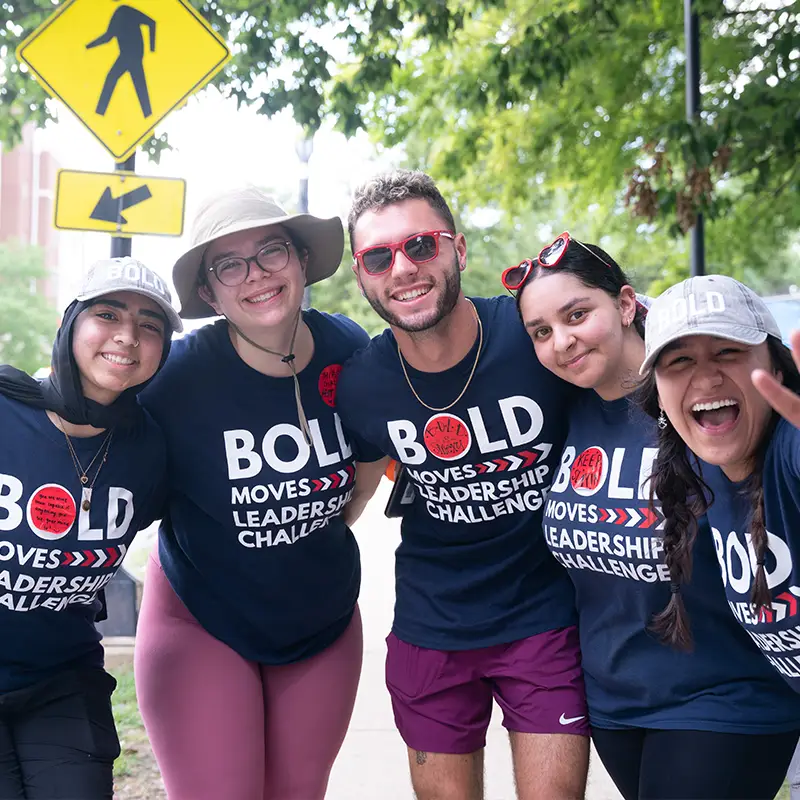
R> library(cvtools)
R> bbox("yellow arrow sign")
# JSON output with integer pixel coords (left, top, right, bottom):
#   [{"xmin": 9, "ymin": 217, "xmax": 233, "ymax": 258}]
[
  {"xmin": 18, "ymin": 0, "xmax": 231, "ymax": 162},
  {"xmin": 54, "ymin": 170, "xmax": 186, "ymax": 237}
]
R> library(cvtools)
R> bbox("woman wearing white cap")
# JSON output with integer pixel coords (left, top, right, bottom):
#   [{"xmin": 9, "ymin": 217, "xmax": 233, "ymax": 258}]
[
  {"xmin": 0, "ymin": 257, "xmax": 181, "ymax": 799},
  {"xmin": 134, "ymin": 186, "xmax": 388, "ymax": 800},
  {"xmin": 641, "ymin": 275, "xmax": 800, "ymax": 779}
]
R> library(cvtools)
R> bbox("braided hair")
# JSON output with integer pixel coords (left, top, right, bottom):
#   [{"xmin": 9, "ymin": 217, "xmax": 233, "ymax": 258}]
[{"xmin": 641, "ymin": 337, "xmax": 800, "ymax": 648}]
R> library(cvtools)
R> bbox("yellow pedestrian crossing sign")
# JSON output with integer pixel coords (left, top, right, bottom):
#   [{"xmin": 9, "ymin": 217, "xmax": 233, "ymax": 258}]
[
  {"xmin": 17, "ymin": 0, "xmax": 231, "ymax": 162},
  {"xmin": 54, "ymin": 169, "xmax": 186, "ymax": 237}
]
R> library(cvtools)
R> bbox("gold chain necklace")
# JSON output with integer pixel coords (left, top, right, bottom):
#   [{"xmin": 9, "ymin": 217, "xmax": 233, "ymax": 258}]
[
  {"xmin": 397, "ymin": 298, "xmax": 484, "ymax": 413},
  {"xmin": 56, "ymin": 419, "xmax": 114, "ymax": 511}
]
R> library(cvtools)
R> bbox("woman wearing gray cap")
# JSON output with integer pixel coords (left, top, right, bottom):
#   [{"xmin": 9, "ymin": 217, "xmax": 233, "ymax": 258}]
[
  {"xmin": 134, "ymin": 186, "xmax": 387, "ymax": 800},
  {"xmin": 0, "ymin": 257, "xmax": 180, "ymax": 799},
  {"xmin": 641, "ymin": 275, "xmax": 800, "ymax": 769}
]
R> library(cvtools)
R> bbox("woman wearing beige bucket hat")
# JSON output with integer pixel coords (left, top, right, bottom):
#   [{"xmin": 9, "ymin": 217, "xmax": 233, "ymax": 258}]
[{"xmin": 133, "ymin": 186, "xmax": 389, "ymax": 799}]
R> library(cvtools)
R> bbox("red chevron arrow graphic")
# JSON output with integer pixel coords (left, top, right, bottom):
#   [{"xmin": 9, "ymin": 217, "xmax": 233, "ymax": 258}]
[
  {"xmin": 615, "ymin": 508, "xmax": 629, "ymax": 525},
  {"xmin": 329, "ymin": 472, "xmax": 342, "ymax": 489},
  {"xmin": 518, "ymin": 450, "xmax": 537, "ymax": 467},
  {"xmin": 777, "ymin": 592, "xmax": 798, "ymax": 617},
  {"xmin": 598, "ymin": 508, "xmax": 609, "ymax": 522},
  {"xmin": 639, "ymin": 508, "xmax": 658, "ymax": 528},
  {"xmin": 493, "ymin": 457, "xmax": 510, "ymax": 471},
  {"xmin": 82, "ymin": 550, "xmax": 98, "ymax": 567},
  {"xmin": 346, "ymin": 465, "xmax": 356, "ymax": 481},
  {"xmin": 759, "ymin": 607, "xmax": 774, "ymax": 623},
  {"xmin": 311, "ymin": 479, "xmax": 324, "ymax": 492},
  {"xmin": 476, "ymin": 463, "xmax": 489, "ymax": 474},
  {"xmin": 62, "ymin": 552, "xmax": 74, "ymax": 566},
  {"xmin": 106, "ymin": 547, "xmax": 118, "ymax": 566}
]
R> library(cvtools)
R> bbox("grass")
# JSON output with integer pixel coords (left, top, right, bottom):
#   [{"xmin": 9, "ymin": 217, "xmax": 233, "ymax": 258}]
[
  {"xmin": 108, "ymin": 660, "xmax": 164, "ymax": 799},
  {"xmin": 109, "ymin": 663, "xmax": 140, "ymax": 778}
]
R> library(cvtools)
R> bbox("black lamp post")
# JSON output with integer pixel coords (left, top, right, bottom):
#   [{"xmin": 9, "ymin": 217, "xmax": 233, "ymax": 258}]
[
  {"xmin": 685, "ymin": 0, "xmax": 705, "ymax": 277},
  {"xmin": 296, "ymin": 135, "xmax": 314, "ymax": 308}
]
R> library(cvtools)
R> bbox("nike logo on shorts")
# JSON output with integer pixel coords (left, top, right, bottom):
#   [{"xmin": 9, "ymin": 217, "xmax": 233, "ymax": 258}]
[{"xmin": 559, "ymin": 713, "xmax": 585, "ymax": 725}]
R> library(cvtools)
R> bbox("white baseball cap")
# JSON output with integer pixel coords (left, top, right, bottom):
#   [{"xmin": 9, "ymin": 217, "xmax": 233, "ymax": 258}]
[
  {"xmin": 640, "ymin": 274, "xmax": 781, "ymax": 374},
  {"xmin": 76, "ymin": 257, "xmax": 183, "ymax": 333}
]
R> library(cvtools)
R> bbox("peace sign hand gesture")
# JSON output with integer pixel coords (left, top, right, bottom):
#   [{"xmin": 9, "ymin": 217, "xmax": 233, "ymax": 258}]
[{"xmin": 752, "ymin": 330, "xmax": 800, "ymax": 429}]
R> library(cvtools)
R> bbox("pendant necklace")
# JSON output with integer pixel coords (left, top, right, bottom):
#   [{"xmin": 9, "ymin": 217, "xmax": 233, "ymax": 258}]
[
  {"xmin": 56, "ymin": 419, "xmax": 114, "ymax": 511},
  {"xmin": 397, "ymin": 298, "xmax": 484, "ymax": 412}
]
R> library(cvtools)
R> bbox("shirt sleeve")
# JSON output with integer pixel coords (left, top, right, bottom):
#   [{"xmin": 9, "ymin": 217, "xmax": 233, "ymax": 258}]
[
  {"xmin": 777, "ymin": 419, "xmax": 800, "ymax": 479},
  {"xmin": 336, "ymin": 359, "xmax": 387, "ymax": 464}
]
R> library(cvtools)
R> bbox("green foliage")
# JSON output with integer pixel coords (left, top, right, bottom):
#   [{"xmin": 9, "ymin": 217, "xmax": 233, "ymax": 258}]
[
  {"xmin": 4, "ymin": 0, "xmax": 798, "ymax": 295},
  {"xmin": 0, "ymin": 242, "xmax": 59, "ymax": 373}
]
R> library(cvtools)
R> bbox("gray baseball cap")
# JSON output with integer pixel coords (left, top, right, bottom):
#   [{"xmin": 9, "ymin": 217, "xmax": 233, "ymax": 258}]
[
  {"xmin": 76, "ymin": 257, "xmax": 183, "ymax": 333},
  {"xmin": 640, "ymin": 274, "xmax": 781, "ymax": 374}
]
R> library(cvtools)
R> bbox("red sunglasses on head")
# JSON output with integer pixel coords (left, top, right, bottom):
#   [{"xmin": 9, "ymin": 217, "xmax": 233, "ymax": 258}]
[
  {"xmin": 501, "ymin": 232, "xmax": 613, "ymax": 292},
  {"xmin": 353, "ymin": 230, "xmax": 455, "ymax": 276}
]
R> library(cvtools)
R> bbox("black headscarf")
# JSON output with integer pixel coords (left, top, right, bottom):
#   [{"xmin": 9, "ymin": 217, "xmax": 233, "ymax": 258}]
[{"xmin": 0, "ymin": 299, "xmax": 171, "ymax": 429}]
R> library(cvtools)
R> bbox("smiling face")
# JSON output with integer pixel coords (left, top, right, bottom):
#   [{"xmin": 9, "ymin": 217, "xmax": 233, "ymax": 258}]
[
  {"xmin": 199, "ymin": 224, "xmax": 307, "ymax": 331},
  {"xmin": 519, "ymin": 271, "xmax": 637, "ymax": 393},
  {"xmin": 351, "ymin": 198, "xmax": 466, "ymax": 332},
  {"xmin": 72, "ymin": 291, "xmax": 166, "ymax": 405},
  {"xmin": 654, "ymin": 335, "xmax": 780, "ymax": 480}
]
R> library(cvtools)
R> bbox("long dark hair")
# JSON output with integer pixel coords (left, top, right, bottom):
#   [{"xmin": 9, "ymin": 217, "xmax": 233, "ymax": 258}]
[
  {"xmin": 516, "ymin": 239, "xmax": 647, "ymax": 338},
  {"xmin": 641, "ymin": 336, "xmax": 800, "ymax": 649}
]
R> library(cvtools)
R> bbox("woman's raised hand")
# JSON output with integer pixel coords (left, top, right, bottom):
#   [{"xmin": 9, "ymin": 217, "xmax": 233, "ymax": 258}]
[{"xmin": 752, "ymin": 329, "xmax": 800, "ymax": 428}]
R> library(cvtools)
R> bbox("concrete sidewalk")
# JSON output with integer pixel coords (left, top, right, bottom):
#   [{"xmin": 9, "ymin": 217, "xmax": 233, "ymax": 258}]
[
  {"xmin": 122, "ymin": 479, "xmax": 621, "ymax": 798},
  {"xmin": 324, "ymin": 479, "xmax": 622, "ymax": 800}
]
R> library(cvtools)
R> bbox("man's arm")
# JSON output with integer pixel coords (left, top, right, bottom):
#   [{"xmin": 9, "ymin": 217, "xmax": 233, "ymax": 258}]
[{"xmin": 343, "ymin": 456, "xmax": 390, "ymax": 527}]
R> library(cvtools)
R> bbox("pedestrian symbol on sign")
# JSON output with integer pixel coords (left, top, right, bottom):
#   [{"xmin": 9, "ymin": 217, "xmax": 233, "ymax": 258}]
[
  {"xmin": 86, "ymin": 4, "xmax": 156, "ymax": 118},
  {"xmin": 17, "ymin": 0, "xmax": 231, "ymax": 162}
]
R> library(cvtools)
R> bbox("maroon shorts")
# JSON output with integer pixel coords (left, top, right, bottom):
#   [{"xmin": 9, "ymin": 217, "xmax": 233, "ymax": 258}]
[{"xmin": 385, "ymin": 625, "xmax": 589, "ymax": 754}]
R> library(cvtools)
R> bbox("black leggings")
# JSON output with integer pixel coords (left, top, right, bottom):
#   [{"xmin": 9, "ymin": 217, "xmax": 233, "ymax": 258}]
[
  {"xmin": 0, "ymin": 668, "xmax": 120, "ymax": 799},
  {"xmin": 592, "ymin": 726, "xmax": 800, "ymax": 800}
]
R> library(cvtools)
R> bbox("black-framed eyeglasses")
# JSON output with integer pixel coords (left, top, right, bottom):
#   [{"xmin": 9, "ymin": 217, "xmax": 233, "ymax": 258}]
[{"xmin": 207, "ymin": 240, "xmax": 293, "ymax": 287}]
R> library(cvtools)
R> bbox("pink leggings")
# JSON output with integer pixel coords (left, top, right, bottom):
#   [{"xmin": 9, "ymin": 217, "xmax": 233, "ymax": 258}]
[{"xmin": 134, "ymin": 555, "xmax": 363, "ymax": 800}]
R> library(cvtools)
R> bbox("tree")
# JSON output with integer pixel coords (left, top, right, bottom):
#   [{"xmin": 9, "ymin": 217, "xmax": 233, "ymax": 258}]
[
  {"xmin": 3, "ymin": 0, "xmax": 798, "ymax": 290},
  {"xmin": 0, "ymin": 242, "xmax": 59, "ymax": 373}
]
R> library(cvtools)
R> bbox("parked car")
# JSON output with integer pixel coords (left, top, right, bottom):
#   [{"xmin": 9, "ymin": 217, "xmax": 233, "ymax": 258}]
[{"xmin": 763, "ymin": 294, "xmax": 800, "ymax": 343}]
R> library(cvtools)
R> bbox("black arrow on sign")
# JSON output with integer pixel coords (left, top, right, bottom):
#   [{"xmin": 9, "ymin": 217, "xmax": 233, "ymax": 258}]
[{"xmin": 90, "ymin": 185, "xmax": 153, "ymax": 225}]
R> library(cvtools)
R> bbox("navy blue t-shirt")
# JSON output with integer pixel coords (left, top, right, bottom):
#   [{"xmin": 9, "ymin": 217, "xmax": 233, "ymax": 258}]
[
  {"xmin": 0, "ymin": 395, "xmax": 166, "ymax": 692},
  {"xmin": 336, "ymin": 296, "xmax": 576, "ymax": 650},
  {"xmin": 140, "ymin": 311, "xmax": 376, "ymax": 665},
  {"xmin": 703, "ymin": 419, "xmax": 800, "ymax": 695},
  {"xmin": 543, "ymin": 394, "xmax": 800, "ymax": 732}
]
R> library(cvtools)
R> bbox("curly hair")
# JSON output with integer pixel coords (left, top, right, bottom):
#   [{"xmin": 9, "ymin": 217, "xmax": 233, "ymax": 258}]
[
  {"xmin": 347, "ymin": 170, "xmax": 456, "ymax": 252},
  {"xmin": 641, "ymin": 336, "xmax": 800, "ymax": 648}
]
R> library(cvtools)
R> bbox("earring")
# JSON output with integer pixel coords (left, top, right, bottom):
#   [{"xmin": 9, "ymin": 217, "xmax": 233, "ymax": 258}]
[{"xmin": 658, "ymin": 410, "xmax": 668, "ymax": 430}]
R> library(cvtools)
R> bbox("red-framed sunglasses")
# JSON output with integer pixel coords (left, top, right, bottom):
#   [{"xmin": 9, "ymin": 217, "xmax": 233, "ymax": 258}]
[
  {"xmin": 353, "ymin": 230, "xmax": 455, "ymax": 276},
  {"xmin": 501, "ymin": 232, "xmax": 612, "ymax": 292}
]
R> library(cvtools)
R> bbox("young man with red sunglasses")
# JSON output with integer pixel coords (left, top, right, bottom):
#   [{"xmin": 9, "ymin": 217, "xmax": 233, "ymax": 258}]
[{"xmin": 336, "ymin": 170, "xmax": 589, "ymax": 800}]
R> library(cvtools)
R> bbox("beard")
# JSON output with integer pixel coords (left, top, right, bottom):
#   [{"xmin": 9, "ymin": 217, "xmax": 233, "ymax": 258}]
[{"xmin": 363, "ymin": 257, "xmax": 462, "ymax": 333}]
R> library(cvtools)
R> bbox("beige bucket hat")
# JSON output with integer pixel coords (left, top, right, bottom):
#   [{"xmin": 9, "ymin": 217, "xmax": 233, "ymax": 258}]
[{"xmin": 173, "ymin": 185, "xmax": 345, "ymax": 319}]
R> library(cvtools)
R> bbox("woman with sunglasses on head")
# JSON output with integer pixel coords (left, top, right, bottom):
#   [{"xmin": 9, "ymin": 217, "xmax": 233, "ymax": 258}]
[
  {"xmin": 0, "ymin": 257, "xmax": 180, "ymax": 800},
  {"xmin": 506, "ymin": 241, "xmax": 800, "ymax": 800},
  {"xmin": 134, "ymin": 186, "xmax": 388, "ymax": 800}
]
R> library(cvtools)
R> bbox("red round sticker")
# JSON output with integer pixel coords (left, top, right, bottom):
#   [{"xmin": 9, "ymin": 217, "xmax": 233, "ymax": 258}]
[
  {"xmin": 570, "ymin": 446, "xmax": 608, "ymax": 497},
  {"xmin": 319, "ymin": 364, "xmax": 342, "ymax": 408},
  {"xmin": 26, "ymin": 483, "xmax": 77, "ymax": 540},
  {"xmin": 423, "ymin": 414, "xmax": 472, "ymax": 461}
]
